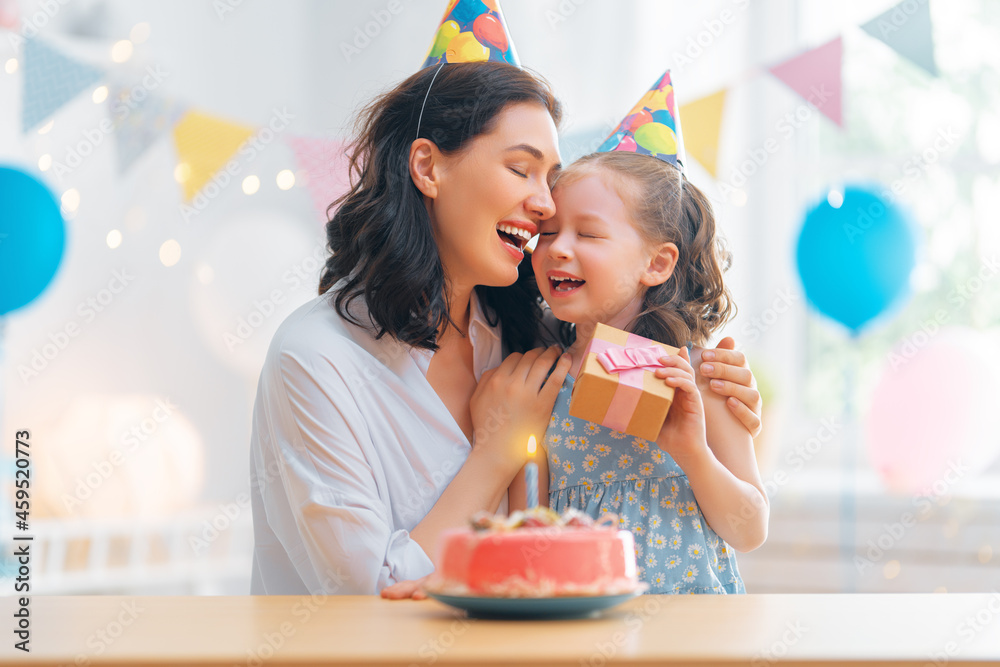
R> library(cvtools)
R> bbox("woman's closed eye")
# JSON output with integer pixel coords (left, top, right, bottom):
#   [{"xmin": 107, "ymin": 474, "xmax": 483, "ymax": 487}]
[{"xmin": 508, "ymin": 166, "xmax": 528, "ymax": 178}]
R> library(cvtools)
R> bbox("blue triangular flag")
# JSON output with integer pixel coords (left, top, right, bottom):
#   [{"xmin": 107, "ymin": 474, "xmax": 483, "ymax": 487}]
[
  {"xmin": 109, "ymin": 84, "xmax": 185, "ymax": 173},
  {"xmin": 22, "ymin": 37, "xmax": 105, "ymax": 132},
  {"xmin": 861, "ymin": 0, "xmax": 938, "ymax": 77}
]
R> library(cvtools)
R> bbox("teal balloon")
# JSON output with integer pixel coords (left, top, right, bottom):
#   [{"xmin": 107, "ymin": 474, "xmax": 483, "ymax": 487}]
[
  {"xmin": 0, "ymin": 166, "xmax": 67, "ymax": 315},
  {"xmin": 795, "ymin": 185, "xmax": 916, "ymax": 332}
]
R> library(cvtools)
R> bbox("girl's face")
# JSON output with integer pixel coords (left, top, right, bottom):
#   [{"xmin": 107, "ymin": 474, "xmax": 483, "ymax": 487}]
[
  {"xmin": 533, "ymin": 172, "xmax": 668, "ymax": 331},
  {"xmin": 428, "ymin": 102, "xmax": 561, "ymax": 291}
]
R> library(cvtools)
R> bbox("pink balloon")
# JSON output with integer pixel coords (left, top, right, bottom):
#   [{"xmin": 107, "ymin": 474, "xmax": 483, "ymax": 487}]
[
  {"xmin": 865, "ymin": 328, "xmax": 1000, "ymax": 496},
  {"xmin": 613, "ymin": 136, "xmax": 638, "ymax": 152},
  {"xmin": 472, "ymin": 13, "xmax": 508, "ymax": 53}
]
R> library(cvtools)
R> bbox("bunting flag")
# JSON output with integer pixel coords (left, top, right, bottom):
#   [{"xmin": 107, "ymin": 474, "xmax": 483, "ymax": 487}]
[
  {"xmin": 286, "ymin": 136, "xmax": 352, "ymax": 222},
  {"xmin": 769, "ymin": 36, "xmax": 843, "ymax": 127},
  {"xmin": 110, "ymin": 84, "xmax": 185, "ymax": 173},
  {"xmin": 21, "ymin": 37, "xmax": 105, "ymax": 132},
  {"xmin": 678, "ymin": 89, "xmax": 727, "ymax": 178},
  {"xmin": 861, "ymin": 0, "xmax": 938, "ymax": 77},
  {"xmin": 172, "ymin": 111, "xmax": 255, "ymax": 201}
]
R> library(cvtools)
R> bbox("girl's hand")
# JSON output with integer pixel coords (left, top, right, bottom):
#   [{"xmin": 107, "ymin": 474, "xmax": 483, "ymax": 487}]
[
  {"xmin": 698, "ymin": 337, "xmax": 762, "ymax": 438},
  {"xmin": 380, "ymin": 576, "xmax": 430, "ymax": 600},
  {"xmin": 470, "ymin": 346, "xmax": 571, "ymax": 479},
  {"xmin": 653, "ymin": 346, "xmax": 709, "ymax": 466}
]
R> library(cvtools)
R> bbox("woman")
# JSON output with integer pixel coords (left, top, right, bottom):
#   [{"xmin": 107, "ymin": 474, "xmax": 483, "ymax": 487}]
[{"xmin": 249, "ymin": 62, "xmax": 761, "ymax": 595}]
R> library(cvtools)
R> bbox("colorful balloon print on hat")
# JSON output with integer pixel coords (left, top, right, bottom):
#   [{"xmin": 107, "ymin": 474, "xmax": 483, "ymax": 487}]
[
  {"xmin": 598, "ymin": 70, "xmax": 685, "ymax": 170},
  {"xmin": 421, "ymin": 0, "xmax": 519, "ymax": 68}
]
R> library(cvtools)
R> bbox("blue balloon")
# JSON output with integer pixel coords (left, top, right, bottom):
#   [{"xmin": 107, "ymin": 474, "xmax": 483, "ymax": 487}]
[
  {"xmin": 0, "ymin": 166, "xmax": 67, "ymax": 315},
  {"xmin": 795, "ymin": 185, "xmax": 916, "ymax": 332}
]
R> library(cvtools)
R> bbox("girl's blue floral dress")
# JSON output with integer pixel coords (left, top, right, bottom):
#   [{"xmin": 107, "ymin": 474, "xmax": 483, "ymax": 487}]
[{"xmin": 544, "ymin": 373, "xmax": 746, "ymax": 595}]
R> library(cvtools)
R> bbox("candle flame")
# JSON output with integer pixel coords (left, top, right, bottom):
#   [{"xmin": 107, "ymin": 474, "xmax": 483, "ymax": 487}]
[{"xmin": 527, "ymin": 435, "xmax": 536, "ymax": 456}]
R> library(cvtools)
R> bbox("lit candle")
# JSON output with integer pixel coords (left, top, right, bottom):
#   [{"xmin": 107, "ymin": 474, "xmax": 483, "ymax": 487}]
[{"xmin": 525, "ymin": 435, "xmax": 538, "ymax": 509}]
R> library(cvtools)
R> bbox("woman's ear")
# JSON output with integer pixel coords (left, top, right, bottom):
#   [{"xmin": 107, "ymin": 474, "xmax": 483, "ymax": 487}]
[
  {"xmin": 409, "ymin": 138, "xmax": 441, "ymax": 198},
  {"xmin": 640, "ymin": 242, "xmax": 679, "ymax": 287}
]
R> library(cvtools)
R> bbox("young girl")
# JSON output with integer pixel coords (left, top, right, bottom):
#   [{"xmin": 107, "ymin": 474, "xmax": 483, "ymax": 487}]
[{"xmin": 520, "ymin": 148, "xmax": 769, "ymax": 595}]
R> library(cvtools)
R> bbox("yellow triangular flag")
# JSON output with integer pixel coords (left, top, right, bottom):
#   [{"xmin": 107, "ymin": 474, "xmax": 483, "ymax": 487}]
[
  {"xmin": 678, "ymin": 89, "xmax": 727, "ymax": 179},
  {"xmin": 173, "ymin": 111, "xmax": 255, "ymax": 201}
]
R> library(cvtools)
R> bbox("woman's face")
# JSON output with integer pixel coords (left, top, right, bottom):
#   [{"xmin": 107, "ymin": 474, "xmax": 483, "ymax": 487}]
[{"xmin": 429, "ymin": 102, "xmax": 561, "ymax": 291}]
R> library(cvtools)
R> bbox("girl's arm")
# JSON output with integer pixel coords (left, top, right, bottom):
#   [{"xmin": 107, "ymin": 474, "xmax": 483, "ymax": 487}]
[{"xmin": 655, "ymin": 348, "xmax": 768, "ymax": 552}]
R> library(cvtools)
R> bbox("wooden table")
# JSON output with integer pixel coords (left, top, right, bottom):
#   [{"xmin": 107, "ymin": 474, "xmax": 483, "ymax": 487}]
[{"xmin": 3, "ymin": 594, "xmax": 1000, "ymax": 666}]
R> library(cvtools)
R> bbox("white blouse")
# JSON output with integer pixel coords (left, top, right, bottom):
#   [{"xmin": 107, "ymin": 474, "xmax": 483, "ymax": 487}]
[{"xmin": 249, "ymin": 288, "xmax": 504, "ymax": 595}]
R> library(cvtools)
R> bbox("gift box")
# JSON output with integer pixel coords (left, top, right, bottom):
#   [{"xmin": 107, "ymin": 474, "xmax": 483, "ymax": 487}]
[{"xmin": 568, "ymin": 323, "xmax": 679, "ymax": 442}]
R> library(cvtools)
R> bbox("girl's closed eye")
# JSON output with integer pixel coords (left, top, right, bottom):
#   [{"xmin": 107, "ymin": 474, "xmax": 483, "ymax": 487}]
[{"xmin": 508, "ymin": 166, "xmax": 528, "ymax": 178}]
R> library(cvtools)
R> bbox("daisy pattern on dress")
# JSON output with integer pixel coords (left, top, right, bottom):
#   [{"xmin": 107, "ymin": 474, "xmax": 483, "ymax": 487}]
[
  {"xmin": 610, "ymin": 490, "xmax": 622, "ymax": 507},
  {"xmin": 593, "ymin": 443, "xmax": 611, "ymax": 457},
  {"xmin": 579, "ymin": 476, "xmax": 594, "ymax": 492},
  {"xmin": 631, "ymin": 438, "xmax": 649, "ymax": 453},
  {"xmin": 639, "ymin": 462, "xmax": 654, "ymax": 476},
  {"xmin": 617, "ymin": 454, "xmax": 633, "ymax": 469},
  {"xmin": 564, "ymin": 436, "xmax": 579, "ymax": 450},
  {"xmin": 625, "ymin": 491, "xmax": 638, "ymax": 505},
  {"xmin": 652, "ymin": 450, "xmax": 666, "ymax": 464},
  {"xmin": 549, "ymin": 414, "xmax": 558, "ymax": 427},
  {"xmin": 669, "ymin": 534, "xmax": 683, "ymax": 550},
  {"xmin": 638, "ymin": 503, "xmax": 649, "ymax": 517},
  {"xmin": 670, "ymin": 518, "xmax": 682, "ymax": 532},
  {"xmin": 685, "ymin": 501, "xmax": 697, "ymax": 515},
  {"xmin": 563, "ymin": 461, "xmax": 575, "ymax": 474},
  {"xmin": 660, "ymin": 497, "xmax": 675, "ymax": 510},
  {"xmin": 548, "ymin": 433, "xmax": 562, "ymax": 447},
  {"xmin": 585, "ymin": 423, "xmax": 601, "ymax": 435},
  {"xmin": 648, "ymin": 533, "xmax": 667, "ymax": 549},
  {"xmin": 682, "ymin": 565, "xmax": 699, "ymax": 583},
  {"xmin": 582, "ymin": 455, "xmax": 597, "ymax": 472},
  {"xmin": 618, "ymin": 515, "xmax": 629, "ymax": 529},
  {"xmin": 561, "ymin": 419, "xmax": 574, "ymax": 433},
  {"xmin": 609, "ymin": 429, "xmax": 628, "ymax": 439},
  {"xmin": 650, "ymin": 482, "xmax": 659, "ymax": 498},
  {"xmin": 690, "ymin": 518, "xmax": 704, "ymax": 533},
  {"xmin": 635, "ymin": 479, "xmax": 646, "ymax": 491},
  {"xmin": 651, "ymin": 572, "xmax": 666, "ymax": 588},
  {"xmin": 645, "ymin": 554, "xmax": 657, "ymax": 569},
  {"xmin": 557, "ymin": 475, "xmax": 568, "ymax": 489},
  {"xmin": 577, "ymin": 436, "xmax": 589, "ymax": 452},
  {"xmin": 687, "ymin": 544, "xmax": 704, "ymax": 559},
  {"xmin": 650, "ymin": 515, "xmax": 662, "ymax": 530},
  {"xmin": 666, "ymin": 555, "xmax": 680, "ymax": 569},
  {"xmin": 601, "ymin": 470, "xmax": 617, "ymax": 484},
  {"xmin": 550, "ymin": 452, "xmax": 561, "ymax": 466}
]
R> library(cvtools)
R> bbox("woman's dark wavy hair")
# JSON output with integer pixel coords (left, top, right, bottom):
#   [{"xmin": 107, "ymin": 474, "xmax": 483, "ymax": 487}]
[
  {"xmin": 554, "ymin": 151, "xmax": 734, "ymax": 349},
  {"xmin": 318, "ymin": 62, "xmax": 562, "ymax": 353}
]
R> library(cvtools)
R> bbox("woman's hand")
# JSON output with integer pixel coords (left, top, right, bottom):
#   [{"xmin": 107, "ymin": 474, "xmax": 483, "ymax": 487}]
[
  {"xmin": 469, "ymin": 346, "xmax": 570, "ymax": 479},
  {"xmin": 653, "ymin": 346, "xmax": 709, "ymax": 467},
  {"xmin": 697, "ymin": 337, "xmax": 762, "ymax": 438},
  {"xmin": 380, "ymin": 576, "xmax": 430, "ymax": 600}
]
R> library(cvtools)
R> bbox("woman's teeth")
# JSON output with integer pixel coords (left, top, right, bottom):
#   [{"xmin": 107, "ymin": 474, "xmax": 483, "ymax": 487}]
[{"xmin": 497, "ymin": 224, "xmax": 531, "ymax": 250}]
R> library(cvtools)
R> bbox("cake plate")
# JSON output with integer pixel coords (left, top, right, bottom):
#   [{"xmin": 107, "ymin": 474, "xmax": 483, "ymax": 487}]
[{"xmin": 426, "ymin": 590, "xmax": 643, "ymax": 620}]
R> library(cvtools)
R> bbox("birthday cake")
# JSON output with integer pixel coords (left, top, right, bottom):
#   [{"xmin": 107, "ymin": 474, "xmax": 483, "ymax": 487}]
[{"xmin": 429, "ymin": 508, "xmax": 642, "ymax": 598}]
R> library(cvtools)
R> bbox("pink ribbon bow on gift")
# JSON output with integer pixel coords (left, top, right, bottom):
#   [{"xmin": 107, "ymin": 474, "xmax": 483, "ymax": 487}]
[
  {"xmin": 596, "ymin": 346, "xmax": 665, "ymax": 374},
  {"xmin": 588, "ymin": 335, "xmax": 670, "ymax": 435}
]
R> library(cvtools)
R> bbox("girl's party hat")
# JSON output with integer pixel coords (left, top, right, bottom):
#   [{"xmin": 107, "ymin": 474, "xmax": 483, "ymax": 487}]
[
  {"xmin": 421, "ymin": 0, "xmax": 520, "ymax": 68},
  {"xmin": 597, "ymin": 70, "xmax": 686, "ymax": 170}
]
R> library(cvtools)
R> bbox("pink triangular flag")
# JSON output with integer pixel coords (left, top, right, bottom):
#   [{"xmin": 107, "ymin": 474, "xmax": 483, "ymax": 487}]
[
  {"xmin": 769, "ymin": 36, "xmax": 842, "ymax": 127},
  {"xmin": 286, "ymin": 136, "xmax": 352, "ymax": 222}
]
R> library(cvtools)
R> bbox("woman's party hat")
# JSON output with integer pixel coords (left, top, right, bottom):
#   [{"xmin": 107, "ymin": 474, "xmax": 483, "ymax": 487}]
[
  {"xmin": 598, "ymin": 70, "xmax": 686, "ymax": 170},
  {"xmin": 421, "ymin": 0, "xmax": 520, "ymax": 68}
]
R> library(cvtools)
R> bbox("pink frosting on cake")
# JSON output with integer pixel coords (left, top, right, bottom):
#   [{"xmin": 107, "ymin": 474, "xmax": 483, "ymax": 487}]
[{"xmin": 434, "ymin": 525, "xmax": 639, "ymax": 598}]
